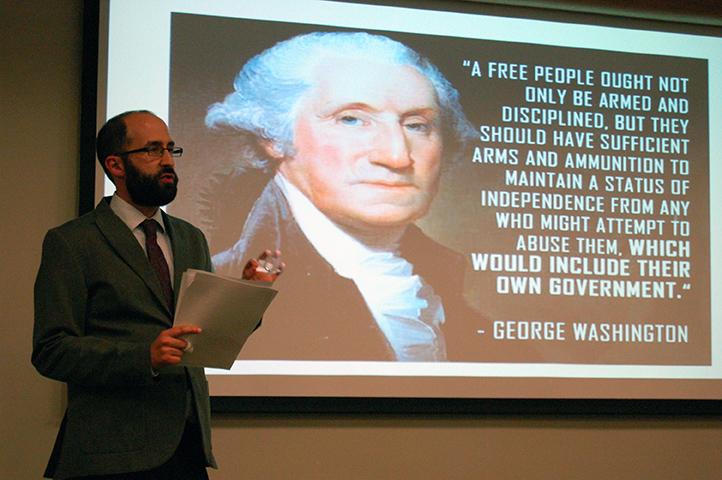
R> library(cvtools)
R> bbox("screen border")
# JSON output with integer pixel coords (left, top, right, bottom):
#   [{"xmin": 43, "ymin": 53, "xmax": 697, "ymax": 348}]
[{"xmin": 80, "ymin": 0, "xmax": 722, "ymax": 414}]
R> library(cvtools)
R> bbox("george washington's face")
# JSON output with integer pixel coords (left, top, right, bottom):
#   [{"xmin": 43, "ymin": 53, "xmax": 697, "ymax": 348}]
[{"xmin": 276, "ymin": 56, "xmax": 443, "ymax": 233}]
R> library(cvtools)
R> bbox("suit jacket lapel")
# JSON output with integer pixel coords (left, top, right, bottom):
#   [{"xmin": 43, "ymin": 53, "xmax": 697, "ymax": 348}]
[
  {"xmin": 162, "ymin": 211, "xmax": 191, "ymax": 295},
  {"xmin": 94, "ymin": 199, "xmax": 173, "ymax": 320}
]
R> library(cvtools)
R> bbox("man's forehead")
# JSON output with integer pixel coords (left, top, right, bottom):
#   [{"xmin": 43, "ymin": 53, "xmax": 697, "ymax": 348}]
[{"xmin": 124, "ymin": 113, "xmax": 171, "ymax": 144}]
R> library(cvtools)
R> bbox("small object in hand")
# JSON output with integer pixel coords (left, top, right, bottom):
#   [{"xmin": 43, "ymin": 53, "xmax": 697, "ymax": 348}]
[
  {"xmin": 184, "ymin": 340, "xmax": 194, "ymax": 353},
  {"xmin": 243, "ymin": 249, "xmax": 284, "ymax": 281},
  {"xmin": 256, "ymin": 256, "xmax": 283, "ymax": 275}
]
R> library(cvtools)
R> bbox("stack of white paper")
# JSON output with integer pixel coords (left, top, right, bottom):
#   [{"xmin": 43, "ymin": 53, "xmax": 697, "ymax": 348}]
[{"xmin": 175, "ymin": 269, "xmax": 278, "ymax": 369}]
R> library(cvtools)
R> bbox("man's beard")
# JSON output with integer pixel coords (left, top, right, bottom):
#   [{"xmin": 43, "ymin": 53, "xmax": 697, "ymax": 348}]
[{"xmin": 123, "ymin": 158, "xmax": 178, "ymax": 207}]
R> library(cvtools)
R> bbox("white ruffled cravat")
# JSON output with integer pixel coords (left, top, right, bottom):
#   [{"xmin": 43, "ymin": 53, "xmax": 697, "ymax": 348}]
[{"xmin": 275, "ymin": 174, "xmax": 447, "ymax": 361}]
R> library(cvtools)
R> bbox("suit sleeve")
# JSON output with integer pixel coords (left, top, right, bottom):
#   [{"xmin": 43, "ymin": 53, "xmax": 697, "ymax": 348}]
[{"xmin": 32, "ymin": 228, "xmax": 156, "ymax": 387}]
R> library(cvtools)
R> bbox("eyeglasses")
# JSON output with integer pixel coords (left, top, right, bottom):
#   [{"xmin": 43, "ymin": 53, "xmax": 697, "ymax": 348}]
[{"xmin": 116, "ymin": 145, "xmax": 184, "ymax": 158}]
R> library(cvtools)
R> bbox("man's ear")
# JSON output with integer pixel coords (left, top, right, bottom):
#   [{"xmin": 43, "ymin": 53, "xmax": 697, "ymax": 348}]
[
  {"xmin": 259, "ymin": 139, "xmax": 285, "ymax": 160},
  {"xmin": 104, "ymin": 155, "xmax": 125, "ymax": 180}
]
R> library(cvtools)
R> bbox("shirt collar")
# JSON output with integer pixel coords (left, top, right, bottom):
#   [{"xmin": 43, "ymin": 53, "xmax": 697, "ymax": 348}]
[{"xmin": 109, "ymin": 193, "xmax": 167, "ymax": 232}]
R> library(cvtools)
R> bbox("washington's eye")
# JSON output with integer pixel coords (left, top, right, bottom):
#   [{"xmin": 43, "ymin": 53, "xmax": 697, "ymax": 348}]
[
  {"xmin": 404, "ymin": 120, "xmax": 432, "ymax": 133},
  {"xmin": 338, "ymin": 115, "xmax": 363, "ymax": 126}
]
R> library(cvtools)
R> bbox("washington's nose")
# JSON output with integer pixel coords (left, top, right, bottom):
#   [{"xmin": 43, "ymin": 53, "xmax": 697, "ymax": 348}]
[{"xmin": 370, "ymin": 123, "xmax": 412, "ymax": 169}]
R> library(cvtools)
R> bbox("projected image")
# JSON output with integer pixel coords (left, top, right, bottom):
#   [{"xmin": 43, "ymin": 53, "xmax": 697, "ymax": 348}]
[
  {"xmin": 174, "ymin": 28, "xmax": 484, "ymax": 361},
  {"xmin": 208, "ymin": 32, "xmax": 485, "ymax": 362},
  {"xmin": 168, "ymin": 14, "xmax": 710, "ymax": 366}
]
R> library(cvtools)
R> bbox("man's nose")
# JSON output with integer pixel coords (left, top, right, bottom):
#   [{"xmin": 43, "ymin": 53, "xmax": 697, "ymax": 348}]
[
  {"xmin": 159, "ymin": 149, "xmax": 176, "ymax": 167},
  {"xmin": 370, "ymin": 123, "xmax": 412, "ymax": 169}
]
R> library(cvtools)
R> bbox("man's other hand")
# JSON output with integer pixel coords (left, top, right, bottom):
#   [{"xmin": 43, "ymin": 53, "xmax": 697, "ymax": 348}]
[{"xmin": 242, "ymin": 249, "xmax": 284, "ymax": 282}]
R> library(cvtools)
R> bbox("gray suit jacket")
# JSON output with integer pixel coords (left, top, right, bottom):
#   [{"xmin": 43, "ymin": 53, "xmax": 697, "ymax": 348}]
[{"xmin": 32, "ymin": 198, "xmax": 216, "ymax": 479}]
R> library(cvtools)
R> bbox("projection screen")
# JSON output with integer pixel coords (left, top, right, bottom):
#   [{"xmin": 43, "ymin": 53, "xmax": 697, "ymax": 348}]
[{"xmin": 95, "ymin": 0, "xmax": 722, "ymax": 403}]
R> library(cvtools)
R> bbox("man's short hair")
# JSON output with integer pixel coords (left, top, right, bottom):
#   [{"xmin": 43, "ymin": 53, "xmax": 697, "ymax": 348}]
[
  {"xmin": 96, "ymin": 109, "xmax": 154, "ymax": 180},
  {"xmin": 206, "ymin": 31, "xmax": 475, "ymax": 173}
]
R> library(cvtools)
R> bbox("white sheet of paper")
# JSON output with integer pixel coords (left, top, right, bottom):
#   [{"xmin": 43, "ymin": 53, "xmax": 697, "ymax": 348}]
[{"xmin": 175, "ymin": 269, "xmax": 278, "ymax": 369}]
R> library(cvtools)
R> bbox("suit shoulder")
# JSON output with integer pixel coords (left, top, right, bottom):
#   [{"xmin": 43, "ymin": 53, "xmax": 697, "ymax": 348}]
[
  {"xmin": 44, "ymin": 208, "xmax": 100, "ymax": 239},
  {"xmin": 401, "ymin": 224, "xmax": 463, "ymax": 264},
  {"xmin": 164, "ymin": 213, "xmax": 210, "ymax": 253},
  {"xmin": 164, "ymin": 212, "xmax": 205, "ymax": 236}
]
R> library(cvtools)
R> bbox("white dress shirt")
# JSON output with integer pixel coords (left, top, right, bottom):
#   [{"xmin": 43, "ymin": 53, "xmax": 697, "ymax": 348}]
[{"xmin": 110, "ymin": 193, "xmax": 175, "ymax": 282}]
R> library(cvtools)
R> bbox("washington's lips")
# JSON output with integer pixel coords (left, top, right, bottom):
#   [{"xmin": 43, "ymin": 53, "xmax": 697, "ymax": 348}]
[{"xmin": 356, "ymin": 179, "xmax": 415, "ymax": 187}]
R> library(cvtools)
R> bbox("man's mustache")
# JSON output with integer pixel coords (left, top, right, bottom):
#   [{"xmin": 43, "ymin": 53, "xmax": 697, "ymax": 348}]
[{"xmin": 158, "ymin": 167, "xmax": 178, "ymax": 180}]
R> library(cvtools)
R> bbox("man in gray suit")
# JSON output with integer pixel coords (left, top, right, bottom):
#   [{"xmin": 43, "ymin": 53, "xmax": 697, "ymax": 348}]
[{"xmin": 32, "ymin": 110, "xmax": 278, "ymax": 479}]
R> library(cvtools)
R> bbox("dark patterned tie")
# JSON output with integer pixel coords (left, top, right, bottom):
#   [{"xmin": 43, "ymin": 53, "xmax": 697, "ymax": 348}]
[{"xmin": 140, "ymin": 219, "xmax": 174, "ymax": 311}]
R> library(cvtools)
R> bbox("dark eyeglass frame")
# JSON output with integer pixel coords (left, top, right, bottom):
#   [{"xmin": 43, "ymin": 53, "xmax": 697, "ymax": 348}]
[{"xmin": 116, "ymin": 145, "xmax": 183, "ymax": 158}]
